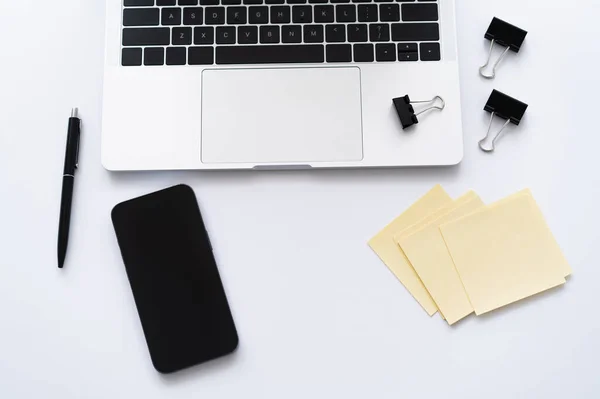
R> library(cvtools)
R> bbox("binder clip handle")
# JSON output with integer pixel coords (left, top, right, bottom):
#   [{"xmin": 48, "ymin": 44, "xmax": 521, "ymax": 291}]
[
  {"xmin": 480, "ymin": 40, "xmax": 510, "ymax": 80},
  {"xmin": 392, "ymin": 95, "xmax": 445, "ymax": 130}
]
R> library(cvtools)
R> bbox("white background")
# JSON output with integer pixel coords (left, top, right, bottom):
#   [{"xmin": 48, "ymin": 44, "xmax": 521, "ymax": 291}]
[{"xmin": 1, "ymin": 0, "xmax": 599, "ymax": 398}]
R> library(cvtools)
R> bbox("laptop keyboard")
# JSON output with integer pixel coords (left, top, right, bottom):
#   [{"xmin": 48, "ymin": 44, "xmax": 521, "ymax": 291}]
[{"xmin": 121, "ymin": 0, "xmax": 441, "ymax": 66}]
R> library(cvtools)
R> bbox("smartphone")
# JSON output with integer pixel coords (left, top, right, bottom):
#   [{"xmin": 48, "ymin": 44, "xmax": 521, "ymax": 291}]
[{"xmin": 111, "ymin": 184, "xmax": 238, "ymax": 373}]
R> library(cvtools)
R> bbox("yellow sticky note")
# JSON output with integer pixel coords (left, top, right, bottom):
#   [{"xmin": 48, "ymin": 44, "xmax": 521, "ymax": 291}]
[
  {"xmin": 396, "ymin": 191, "xmax": 479, "ymax": 241},
  {"xmin": 368, "ymin": 185, "xmax": 452, "ymax": 315},
  {"xmin": 398, "ymin": 196, "xmax": 484, "ymax": 325},
  {"xmin": 440, "ymin": 192, "xmax": 568, "ymax": 315}
]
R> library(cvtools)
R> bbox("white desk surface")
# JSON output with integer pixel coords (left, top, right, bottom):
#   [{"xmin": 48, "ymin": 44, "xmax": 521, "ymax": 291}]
[{"xmin": 1, "ymin": 1, "xmax": 599, "ymax": 398}]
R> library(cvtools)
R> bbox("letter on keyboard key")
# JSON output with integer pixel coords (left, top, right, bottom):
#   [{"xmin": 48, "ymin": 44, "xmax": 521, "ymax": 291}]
[
  {"xmin": 392, "ymin": 23, "xmax": 439, "ymax": 41},
  {"xmin": 402, "ymin": 4, "xmax": 438, "ymax": 22},
  {"xmin": 162, "ymin": 8, "xmax": 182, "ymax": 25},
  {"xmin": 123, "ymin": 28, "xmax": 171, "ymax": 46},
  {"xmin": 205, "ymin": 7, "xmax": 226, "ymax": 24},
  {"xmin": 194, "ymin": 27, "xmax": 215, "ymax": 44},
  {"xmin": 282, "ymin": 26, "xmax": 302, "ymax": 43},
  {"xmin": 260, "ymin": 26, "xmax": 280, "ymax": 43},
  {"xmin": 304, "ymin": 25, "xmax": 324, "ymax": 43},
  {"xmin": 238, "ymin": 26, "xmax": 259, "ymax": 44},
  {"xmin": 216, "ymin": 45, "xmax": 325, "ymax": 64},
  {"xmin": 271, "ymin": 6, "xmax": 291, "ymax": 23},
  {"xmin": 326, "ymin": 44, "xmax": 352, "ymax": 62}
]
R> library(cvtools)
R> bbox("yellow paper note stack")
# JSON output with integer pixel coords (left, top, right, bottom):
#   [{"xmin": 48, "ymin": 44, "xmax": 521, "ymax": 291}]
[{"xmin": 368, "ymin": 185, "xmax": 571, "ymax": 325}]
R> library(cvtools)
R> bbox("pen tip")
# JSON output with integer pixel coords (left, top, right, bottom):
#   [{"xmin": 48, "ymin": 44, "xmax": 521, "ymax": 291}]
[{"xmin": 71, "ymin": 108, "xmax": 79, "ymax": 118}]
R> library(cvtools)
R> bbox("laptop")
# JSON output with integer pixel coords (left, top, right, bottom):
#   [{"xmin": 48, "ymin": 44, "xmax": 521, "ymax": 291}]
[{"xmin": 101, "ymin": 0, "xmax": 463, "ymax": 171}]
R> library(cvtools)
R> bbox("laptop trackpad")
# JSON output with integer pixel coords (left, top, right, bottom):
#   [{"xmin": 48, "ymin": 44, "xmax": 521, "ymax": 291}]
[{"xmin": 201, "ymin": 67, "xmax": 363, "ymax": 164}]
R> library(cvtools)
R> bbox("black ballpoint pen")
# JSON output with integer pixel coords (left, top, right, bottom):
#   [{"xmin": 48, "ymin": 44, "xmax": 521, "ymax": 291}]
[{"xmin": 58, "ymin": 108, "xmax": 81, "ymax": 269}]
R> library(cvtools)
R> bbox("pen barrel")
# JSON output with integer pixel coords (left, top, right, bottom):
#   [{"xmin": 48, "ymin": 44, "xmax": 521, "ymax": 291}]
[
  {"xmin": 58, "ymin": 176, "xmax": 74, "ymax": 266},
  {"xmin": 63, "ymin": 117, "xmax": 81, "ymax": 175}
]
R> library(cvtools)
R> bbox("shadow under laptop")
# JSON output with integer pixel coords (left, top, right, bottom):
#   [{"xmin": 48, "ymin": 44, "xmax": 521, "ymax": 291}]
[{"xmin": 106, "ymin": 162, "xmax": 463, "ymax": 186}]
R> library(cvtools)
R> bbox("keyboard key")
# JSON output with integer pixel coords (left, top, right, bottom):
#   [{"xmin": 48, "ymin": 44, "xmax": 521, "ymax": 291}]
[
  {"xmin": 314, "ymin": 5, "xmax": 334, "ymax": 23},
  {"xmin": 369, "ymin": 23, "xmax": 390, "ymax": 41},
  {"xmin": 391, "ymin": 23, "xmax": 439, "ymax": 41},
  {"xmin": 123, "ymin": 28, "xmax": 170, "ymax": 46},
  {"xmin": 157, "ymin": 0, "xmax": 176, "ymax": 5},
  {"xmin": 287, "ymin": 0, "xmax": 307, "ymax": 3},
  {"xmin": 260, "ymin": 25, "xmax": 280, "ymax": 43},
  {"xmin": 292, "ymin": 6, "xmax": 312, "ymax": 23},
  {"xmin": 358, "ymin": 5, "xmax": 377, "ymax": 22},
  {"xmin": 420, "ymin": 42, "xmax": 440, "ymax": 61},
  {"xmin": 331, "ymin": 0, "xmax": 350, "ymax": 3},
  {"xmin": 398, "ymin": 42, "xmax": 417, "ymax": 53},
  {"xmin": 161, "ymin": 8, "xmax": 182, "ymax": 25},
  {"xmin": 238, "ymin": 26, "xmax": 258, "ymax": 43},
  {"xmin": 402, "ymin": 3, "xmax": 438, "ymax": 21},
  {"xmin": 121, "ymin": 48, "xmax": 142, "ymax": 66},
  {"xmin": 326, "ymin": 44, "xmax": 351, "ymax": 62},
  {"xmin": 336, "ymin": 5, "xmax": 356, "ymax": 22},
  {"xmin": 227, "ymin": 7, "xmax": 247, "ymax": 24},
  {"xmin": 173, "ymin": 27, "xmax": 192, "ymax": 44},
  {"xmin": 205, "ymin": 7, "xmax": 225, "ymax": 24},
  {"xmin": 348, "ymin": 24, "xmax": 368, "ymax": 42},
  {"xmin": 166, "ymin": 47, "xmax": 187, "ymax": 65},
  {"xmin": 249, "ymin": 6, "xmax": 269, "ymax": 23},
  {"xmin": 144, "ymin": 47, "xmax": 165, "ymax": 65},
  {"xmin": 194, "ymin": 27, "xmax": 214, "ymax": 44},
  {"xmin": 124, "ymin": 0, "xmax": 154, "ymax": 6},
  {"xmin": 304, "ymin": 25, "xmax": 324, "ymax": 43},
  {"xmin": 188, "ymin": 47, "xmax": 214, "ymax": 64},
  {"xmin": 265, "ymin": 0, "xmax": 285, "ymax": 4},
  {"xmin": 379, "ymin": 4, "xmax": 399, "ymax": 21},
  {"xmin": 353, "ymin": 43, "xmax": 374, "ymax": 62},
  {"xmin": 310, "ymin": 0, "xmax": 329, "ymax": 3},
  {"xmin": 282, "ymin": 26, "xmax": 302, "ymax": 43},
  {"xmin": 325, "ymin": 24, "xmax": 345, "ymax": 42},
  {"xmin": 398, "ymin": 51, "xmax": 418, "ymax": 61},
  {"xmin": 183, "ymin": 8, "xmax": 203, "ymax": 25},
  {"xmin": 352, "ymin": 0, "xmax": 371, "ymax": 3},
  {"xmin": 216, "ymin": 45, "xmax": 324, "ymax": 64},
  {"xmin": 123, "ymin": 8, "xmax": 159, "ymax": 26},
  {"xmin": 375, "ymin": 43, "xmax": 395, "ymax": 61},
  {"xmin": 179, "ymin": 0, "xmax": 198, "ymax": 5},
  {"xmin": 244, "ymin": 0, "xmax": 263, "ymax": 4},
  {"xmin": 222, "ymin": 0, "xmax": 242, "ymax": 4},
  {"xmin": 200, "ymin": 0, "xmax": 219, "ymax": 4},
  {"xmin": 271, "ymin": 6, "xmax": 291, "ymax": 23},
  {"xmin": 216, "ymin": 26, "xmax": 236, "ymax": 44}
]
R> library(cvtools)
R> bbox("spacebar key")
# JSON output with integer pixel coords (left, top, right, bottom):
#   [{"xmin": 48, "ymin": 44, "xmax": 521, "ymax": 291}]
[{"xmin": 216, "ymin": 45, "xmax": 325, "ymax": 64}]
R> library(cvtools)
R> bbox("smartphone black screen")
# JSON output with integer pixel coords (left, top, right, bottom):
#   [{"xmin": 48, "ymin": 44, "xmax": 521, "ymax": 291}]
[{"xmin": 111, "ymin": 184, "xmax": 238, "ymax": 373}]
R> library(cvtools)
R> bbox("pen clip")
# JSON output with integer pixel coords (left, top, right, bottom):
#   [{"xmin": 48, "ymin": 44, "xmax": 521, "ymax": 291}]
[{"xmin": 75, "ymin": 132, "xmax": 80, "ymax": 169}]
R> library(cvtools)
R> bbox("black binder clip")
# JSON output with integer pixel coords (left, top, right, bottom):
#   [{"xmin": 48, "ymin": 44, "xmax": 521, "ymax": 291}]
[
  {"xmin": 479, "ymin": 90, "xmax": 528, "ymax": 152},
  {"xmin": 392, "ymin": 95, "xmax": 445, "ymax": 130},
  {"xmin": 480, "ymin": 17, "xmax": 528, "ymax": 79}
]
